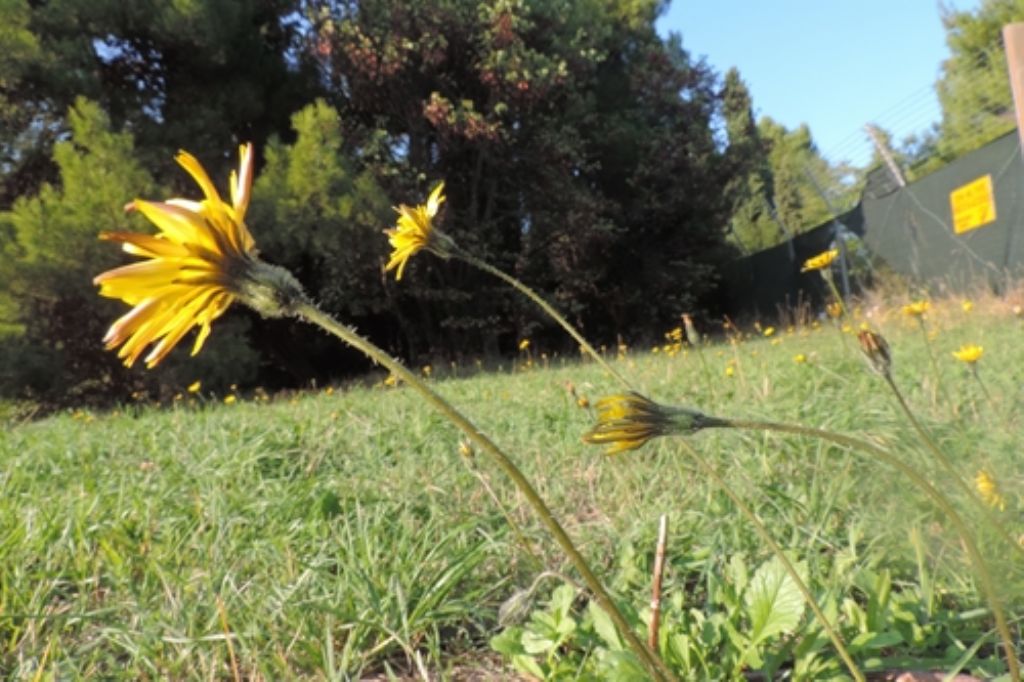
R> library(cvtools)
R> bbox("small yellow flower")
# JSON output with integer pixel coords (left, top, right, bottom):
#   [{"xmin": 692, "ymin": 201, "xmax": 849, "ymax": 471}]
[
  {"xmin": 223, "ymin": 394, "xmax": 237, "ymax": 405},
  {"xmin": 187, "ymin": 380, "xmax": 202, "ymax": 393},
  {"xmin": 384, "ymin": 181, "xmax": 447, "ymax": 280},
  {"xmin": 826, "ymin": 302, "xmax": 843, "ymax": 319},
  {"xmin": 962, "ymin": 300, "xmax": 974, "ymax": 313},
  {"xmin": 421, "ymin": 365, "xmax": 432, "ymax": 377},
  {"xmin": 975, "ymin": 469, "xmax": 1007, "ymax": 511},
  {"xmin": 666, "ymin": 327, "xmax": 683, "ymax": 342},
  {"xmin": 793, "ymin": 353, "xmax": 807, "ymax": 364},
  {"xmin": 725, "ymin": 365, "xmax": 735, "ymax": 377},
  {"xmin": 763, "ymin": 326, "xmax": 775, "ymax": 337},
  {"xmin": 952, "ymin": 344, "xmax": 983, "ymax": 364},
  {"xmin": 518, "ymin": 339, "xmax": 530, "ymax": 351},
  {"xmin": 383, "ymin": 373, "xmax": 401, "ymax": 388},
  {"xmin": 582, "ymin": 392, "xmax": 714, "ymax": 455},
  {"xmin": 902, "ymin": 300, "xmax": 929, "ymax": 318},
  {"xmin": 577, "ymin": 396, "xmax": 590, "ymax": 409},
  {"xmin": 801, "ymin": 248, "xmax": 839, "ymax": 272},
  {"xmin": 94, "ymin": 144, "xmax": 263, "ymax": 368}
]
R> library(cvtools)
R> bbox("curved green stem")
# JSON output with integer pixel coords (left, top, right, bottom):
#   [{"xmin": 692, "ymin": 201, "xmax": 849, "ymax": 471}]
[
  {"xmin": 821, "ymin": 271, "xmax": 847, "ymax": 319},
  {"xmin": 916, "ymin": 318, "xmax": 942, "ymax": 402},
  {"xmin": 455, "ymin": 251, "xmax": 633, "ymax": 391},
  {"xmin": 882, "ymin": 374, "xmax": 1024, "ymax": 563},
  {"xmin": 722, "ymin": 418, "xmax": 1019, "ymax": 681},
  {"xmin": 294, "ymin": 302, "xmax": 675, "ymax": 682},
  {"xmin": 676, "ymin": 441, "xmax": 864, "ymax": 682}
]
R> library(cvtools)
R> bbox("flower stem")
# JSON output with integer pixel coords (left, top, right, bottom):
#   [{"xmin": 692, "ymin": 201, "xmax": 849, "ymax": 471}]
[
  {"xmin": 822, "ymin": 271, "xmax": 847, "ymax": 319},
  {"xmin": 676, "ymin": 441, "xmax": 865, "ymax": 682},
  {"xmin": 917, "ymin": 318, "xmax": 941, "ymax": 403},
  {"xmin": 294, "ymin": 301, "xmax": 675, "ymax": 682},
  {"xmin": 881, "ymin": 373, "xmax": 1024, "ymax": 562},
  {"xmin": 455, "ymin": 251, "xmax": 633, "ymax": 391},
  {"xmin": 721, "ymin": 418, "xmax": 1019, "ymax": 681}
]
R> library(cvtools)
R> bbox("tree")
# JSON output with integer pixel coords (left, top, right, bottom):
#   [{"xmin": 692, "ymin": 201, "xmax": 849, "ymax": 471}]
[
  {"xmin": 304, "ymin": 0, "xmax": 736, "ymax": 352},
  {"xmin": 934, "ymin": 0, "xmax": 1022, "ymax": 161},
  {"xmin": 0, "ymin": 0, "xmax": 320, "ymax": 208},
  {"xmin": 246, "ymin": 99, "xmax": 393, "ymax": 383},
  {"xmin": 721, "ymin": 68, "xmax": 781, "ymax": 252}
]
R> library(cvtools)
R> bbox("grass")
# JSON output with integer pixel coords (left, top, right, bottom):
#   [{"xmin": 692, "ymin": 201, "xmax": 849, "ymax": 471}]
[{"xmin": 2, "ymin": 293, "xmax": 1023, "ymax": 679}]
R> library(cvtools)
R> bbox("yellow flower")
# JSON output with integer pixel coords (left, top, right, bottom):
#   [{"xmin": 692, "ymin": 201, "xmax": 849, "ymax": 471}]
[
  {"xmin": 793, "ymin": 353, "xmax": 807, "ymax": 364},
  {"xmin": 384, "ymin": 181, "xmax": 447, "ymax": 280},
  {"xmin": 801, "ymin": 248, "xmax": 839, "ymax": 272},
  {"xmin": 826, "ymin": 302, "xmax": 843, "ymax": 319},
  {"xmin": 518, "ymin": 338, "xmax": 530, "ymax": 351},
  {"xmin": 725, "ymin": 365, "xmax": 735, "ymax": 377},
  {"xmin": 187, "ymin": 380, "xmax": 202, "ymax": 393},
  {"xmin": 223, "ymin": 394, "xmax": 237, "ymax": 405},
  {"xmin": 421, "ymin": 364, "xmax": 432, "ymax": 377},
  {"xmin": 763, "ymin": 326, "xmax": 775, "ymax": 337},
  {"xmin": 582, "ymin": 392, "xmax": 714, "ymax": 455},
  {"xmin": 952, "ymin": 344, "xmax": 983, "ymax": 364},
  {"xmin": 962, "ymin": 300, "xmax": 974, "ymax": 313},
  {"xmin": 95, "ymin": 144, "xmax": 262, "ymax": 368},
  {"xmin": 975, "ymin": 469, "xmax": 1007, "ymax": 511},
  {"xmin": 902, "ymin": 300, "xmax": 929, "ymax": 318}
]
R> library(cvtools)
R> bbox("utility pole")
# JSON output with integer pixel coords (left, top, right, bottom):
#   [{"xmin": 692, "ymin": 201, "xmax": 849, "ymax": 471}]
[
  {"xmin": 864, "ymin": 124, "xmax": 906, "ymax": 188},
  {"xmin": 759, "ymin": 195, "xmax": 796, "ymax": 262},
  {"xmin": 1001, "ymin": 22, "xmax": 1024, "ymax": 283}
]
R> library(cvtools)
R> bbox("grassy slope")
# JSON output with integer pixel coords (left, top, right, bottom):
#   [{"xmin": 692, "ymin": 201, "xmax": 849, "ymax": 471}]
[{"xmin": 2, "ymin": 298, "xmax": 1022, "ymax": 679}]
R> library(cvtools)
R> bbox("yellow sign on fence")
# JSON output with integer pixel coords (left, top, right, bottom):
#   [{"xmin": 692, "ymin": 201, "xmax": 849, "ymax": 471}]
[{"xmin": 950, "ymin": 174, "xmax": 996, "ymax": 234}]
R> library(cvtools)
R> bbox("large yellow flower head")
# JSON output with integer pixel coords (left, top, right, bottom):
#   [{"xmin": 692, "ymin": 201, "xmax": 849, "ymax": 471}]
[
  {"xmin": 975, "ymin": 469, "xmax": 1007, "ymax": 511},
  {"xmin": 581, "ymin": 392, "xmax": 718, "ymax": 455},
  {"xmin": 801, "ymin": 248, "xmax": 839, "ymax": 272},
  {"xmin": 384, "ymin": 181, "xmax": 452, "ymax": 280},
  {"xmin": 952, "ymin": 343, "xmax": 984, "ymax": 365},
  {"xmin": 95, "ymin": 144, "xmax": 303, "ymax": 368},
  {"xmin": 902, "ymin": 300, "xmax": 929, "ymax": 318}
]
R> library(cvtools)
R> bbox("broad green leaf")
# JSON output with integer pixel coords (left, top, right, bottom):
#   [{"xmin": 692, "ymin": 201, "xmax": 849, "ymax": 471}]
[
  {"xmin": 490, "ymin": 627, "xmax": 526, "ymax": 656},
  {"xmin": 588, "ymin": 601, "xmax": 623, "ymax": 650},
  {"xmin": 744, "ymin": 556, "xmax": 806, "ymax": 645}
]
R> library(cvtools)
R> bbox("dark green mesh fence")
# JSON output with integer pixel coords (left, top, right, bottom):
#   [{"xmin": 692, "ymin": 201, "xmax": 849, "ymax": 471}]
[{"xmin": 720, "ymin": 131, "xmax": 1024, "ymax": 318}]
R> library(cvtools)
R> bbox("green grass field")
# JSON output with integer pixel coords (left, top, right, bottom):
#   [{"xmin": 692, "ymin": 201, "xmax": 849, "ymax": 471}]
[{"xmin": 2, "ymin": 296, "xmax": 1023, "ymax": 680}]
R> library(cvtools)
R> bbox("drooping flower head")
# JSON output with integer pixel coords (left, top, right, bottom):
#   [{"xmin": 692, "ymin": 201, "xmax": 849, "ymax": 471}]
[
  {"xmin": 857, "ymin": 329, "xmax": 892, "ymax": 376},
  {"xmin": 384, "ymin": 181, "xmax": 452, "ymax": 280},
  {"xmin": 801, "ymin": 248, "xmax": 839, "ymax": 272},
  {"xmin": 952, "ymin": 344, "xmax": 984, "ymax": 365},
  {"xmin": 95, "ymin": 144, "xmax": 303, "ymax": 368},
  {"xmin": 581, "ymin": 392, "xmax": 718, "ymax": 455}
]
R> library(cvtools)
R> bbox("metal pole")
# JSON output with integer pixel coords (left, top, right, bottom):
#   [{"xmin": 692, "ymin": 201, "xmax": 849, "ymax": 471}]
[{"xmin": 1001, "ymin": 22, "xmax": 1024, "ymax": 285}]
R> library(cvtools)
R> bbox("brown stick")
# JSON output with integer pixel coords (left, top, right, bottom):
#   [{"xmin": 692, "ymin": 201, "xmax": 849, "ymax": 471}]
[{"xmin": 648, "ymin": 514, "xmax": 669, "ymax": 651}]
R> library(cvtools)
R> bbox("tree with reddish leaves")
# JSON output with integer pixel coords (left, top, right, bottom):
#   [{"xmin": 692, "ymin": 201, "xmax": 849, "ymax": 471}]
[{"xmin": 304, "ymin": 0, "xmax": 736, "ymax": 356}]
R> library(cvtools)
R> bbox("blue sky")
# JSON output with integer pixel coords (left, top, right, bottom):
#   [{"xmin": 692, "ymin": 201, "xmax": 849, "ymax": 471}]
[{"xmin": 657, "ymin": 0, "xmax": 981, "ymax": 167}]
